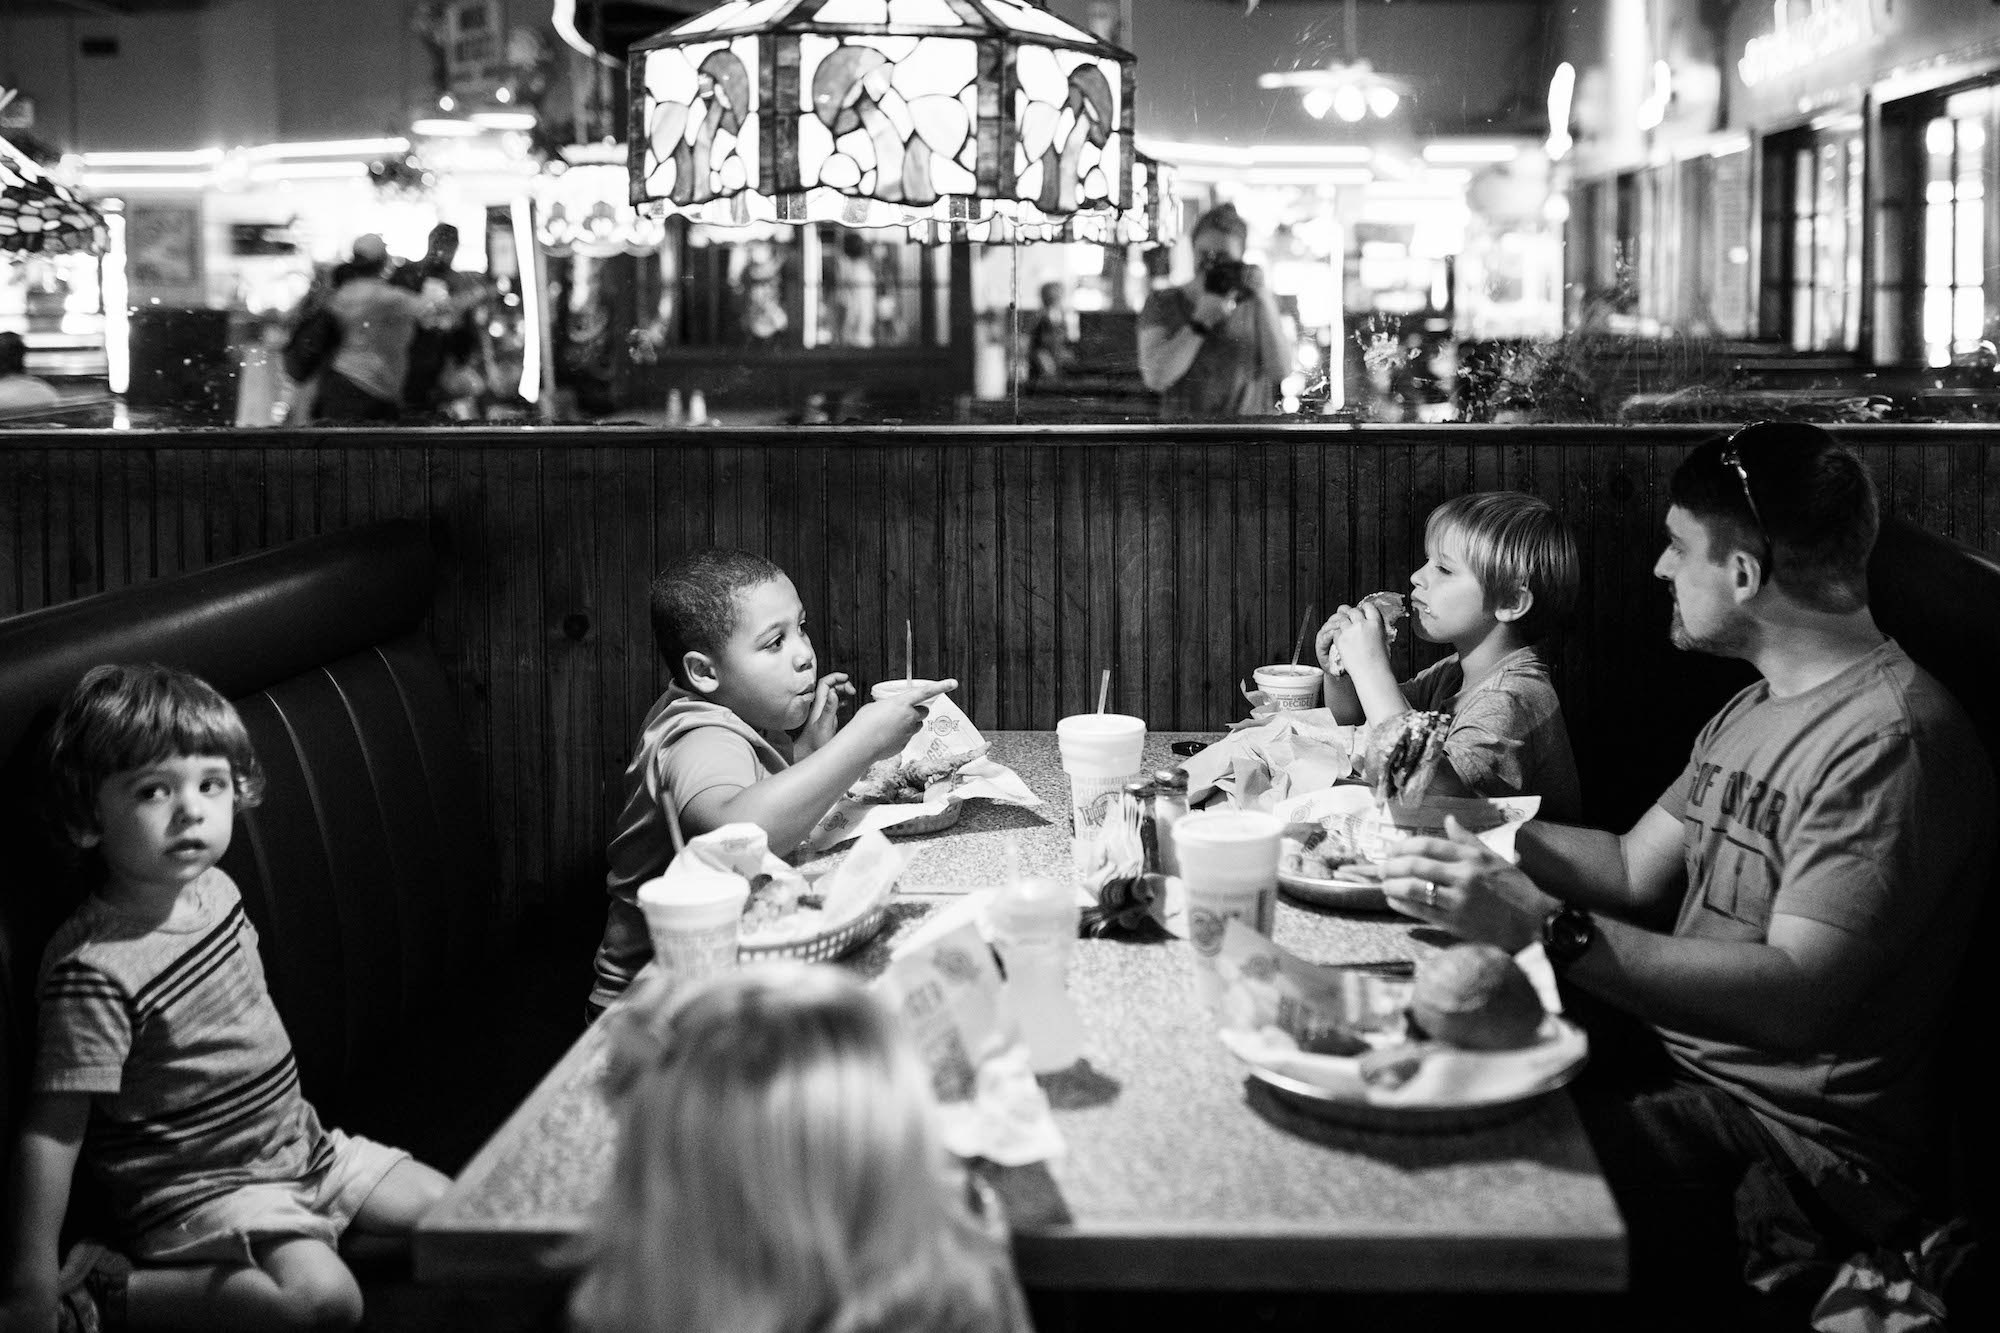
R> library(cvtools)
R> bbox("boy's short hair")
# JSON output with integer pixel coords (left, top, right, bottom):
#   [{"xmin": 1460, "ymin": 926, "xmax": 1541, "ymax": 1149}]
[
  {"xmin": 1669, "ymin": 421, "xmax": 1877, "ymax": 613},
  {"xmin": 1425, "ymin": 491, "xmax": 1581, "ymax": 643},
  {"xmin": 43, "ymin": 663, "xmax": 265, "ymax": 842},
  {"xmin": 650, "ymin": 549, "xmax": 788, "ymax": 688}
]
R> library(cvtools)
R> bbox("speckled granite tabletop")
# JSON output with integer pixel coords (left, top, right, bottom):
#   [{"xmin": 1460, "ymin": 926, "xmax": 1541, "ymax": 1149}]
[{"xmin": 416, "ymin": 733, "xmax": 1625, "ymax": 1292}]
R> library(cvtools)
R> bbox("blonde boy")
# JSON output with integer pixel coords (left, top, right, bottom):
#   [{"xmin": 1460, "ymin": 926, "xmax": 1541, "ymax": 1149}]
[{"xmin": 1318, "ymin": 491, "xmax": 1584, "ymax": 820}]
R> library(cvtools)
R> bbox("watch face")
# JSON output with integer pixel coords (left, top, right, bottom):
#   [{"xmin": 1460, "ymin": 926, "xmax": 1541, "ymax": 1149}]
[{"xmin": 1546, "ymin": 908, "xmax": 1593, "ymax": 962}]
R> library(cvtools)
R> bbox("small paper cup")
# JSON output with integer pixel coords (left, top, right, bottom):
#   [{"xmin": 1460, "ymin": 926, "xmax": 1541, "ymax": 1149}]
[
  {"xmin": 871, "ymin": 677, "xmax": 947, "ymax": 703},
  {"xmin": 1057, "ymin": 714, "xmax": 1146, "ymax": 873},
  {"xmin": 1173, "ymin": 810, "xmax": 1283, "ymax": 1009},
  {"xmin": 637, "ymin": 866, "xmax": 749, "ymax": 994},
  {"xmin": 1253, "ymin": 664, "xmax": 1324, "ymax": 712}
]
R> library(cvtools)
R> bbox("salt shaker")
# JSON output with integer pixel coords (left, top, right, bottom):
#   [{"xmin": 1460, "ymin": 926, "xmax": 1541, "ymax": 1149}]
[{"xmin": 1150, "ymin": 767, "xmax": 1189, "ymax": 877}]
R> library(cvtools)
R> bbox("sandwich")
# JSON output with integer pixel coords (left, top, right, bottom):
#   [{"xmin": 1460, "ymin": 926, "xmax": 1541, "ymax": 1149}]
[
  {"xmin": 1407, "ymin": 943, "xmax": 1545, "ymax": 1051},
  {"xmin": 847, "ymin": 744, "xmax": 990, "ymax": 804},
  {"xmin": 1323, "ymin": 591, "xmax": 1408, "ymax": 677},
  {"xmin": 1363, "ymin": 710, "xmax": 1451, "ymax": 806}
]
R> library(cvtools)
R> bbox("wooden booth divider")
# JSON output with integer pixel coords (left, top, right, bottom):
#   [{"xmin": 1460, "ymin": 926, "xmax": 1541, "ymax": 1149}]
[{"xmin": 4, "ymin": 424, "xmax": 1996, "ymax": 938}]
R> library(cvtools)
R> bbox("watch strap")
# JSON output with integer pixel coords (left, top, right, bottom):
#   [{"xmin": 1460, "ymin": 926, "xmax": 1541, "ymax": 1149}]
[{"xmin": 1186, "ymin": 318, "xmax": 1213, "ymax": 339}]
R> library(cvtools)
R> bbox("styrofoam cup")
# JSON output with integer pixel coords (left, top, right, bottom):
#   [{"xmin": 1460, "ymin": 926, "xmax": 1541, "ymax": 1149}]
[
  {"xmin": 1057, "ymin": 714, "xmax": 1146, "ymax": 874},
  {"xmin": 1253, "ymin": 664, "xmax": 1324, "ymax": 712},
  {"xmin": 872, "ymin": 678, "xmax": 946, "ymax": 703},
  {"xmin": 637, "ymin": 866, "xmax": 749, "ymax": 994},
  {"xmin": 1173, "ymin": 810, "xmax": 1283, "ymax": 1008}
]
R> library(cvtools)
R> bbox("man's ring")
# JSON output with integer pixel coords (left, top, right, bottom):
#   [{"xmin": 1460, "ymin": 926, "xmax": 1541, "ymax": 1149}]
[{"xmin": 1423, "ymin": 881, "xmax": 1439, "ymax": 908}]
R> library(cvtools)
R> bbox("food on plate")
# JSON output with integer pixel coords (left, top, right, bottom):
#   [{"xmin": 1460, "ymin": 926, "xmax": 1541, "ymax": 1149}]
[
  {"xmin": 1324, "ymin": 591, "xmax": 1408, "ymax": 676},
  {"xmin": 847, "ymin": 744, "xmax": 990, "ymax": 804},
  {"xmin": 1363, "ymin": 710, "xmax": 1451, "ymax": 805},
  {"xmin": 1409, "ymin": 944, "xmax": 1544, "ymax": 1051},
  {"xmin": 1281, "ymin": 818, "xmax": 1386, "ymax": 883},
  {"xmin": 739, "ymin": 873, "xmax": 806, "ymax": 936}
]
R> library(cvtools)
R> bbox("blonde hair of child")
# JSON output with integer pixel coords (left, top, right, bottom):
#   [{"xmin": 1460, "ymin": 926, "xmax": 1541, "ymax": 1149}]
[
  {"xmin": 570, "ymin": 962, "xmax": 1025, "ymax": 1333},
  {"xmin": 1423, "ymin": 491, "xmax": 1580, "ymax": 643}
]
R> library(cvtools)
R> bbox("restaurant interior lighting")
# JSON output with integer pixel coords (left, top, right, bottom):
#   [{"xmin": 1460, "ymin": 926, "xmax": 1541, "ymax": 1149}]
[
  {"xmin": 628, "ymin": 0, "xmax": 1135, "ymax": 231},
  {"xmin": 1423, "ymin": 142, "xmax": 1520, "ymax": 165},
  {"xmin": 411, "ymin": 118, "xmax": 486, "ymax": 139},
  {"xmin": 471, "ymin": 111, "xmax": 540, "ymax": 131},
  {"xmin": 1258, "ymin": 0, "xmax": 1411, "ymax": 124},
  {"xmin": 1545, "ymin": 62, "xmax": 1575, "ymax": 161}
]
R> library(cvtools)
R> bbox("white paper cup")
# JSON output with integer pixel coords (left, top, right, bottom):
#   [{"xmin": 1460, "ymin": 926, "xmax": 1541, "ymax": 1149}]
[
  {"xmin": 1057, "ymin": 714, "xmax": 1146, "ymax": 873},
  {"xmin": 637, "ymin": 866, "xmax": 749, "ymax": 995},
  {"xmin": 1173, "ymin": 810, "xmax": 1283, "ymax": 1008},
  {"xmin": 1253, "ymin": 664, "xmax": 1324, "ymax": 712},
  {"xmin": 872, "ymin": 677, "xmax": 946, "ymax": 704}
]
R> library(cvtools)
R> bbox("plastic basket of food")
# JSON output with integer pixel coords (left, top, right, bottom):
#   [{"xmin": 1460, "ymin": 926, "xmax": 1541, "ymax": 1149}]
[{"xmin": 738, "ymin": 900, "xmax": 891, "ymax": 964}]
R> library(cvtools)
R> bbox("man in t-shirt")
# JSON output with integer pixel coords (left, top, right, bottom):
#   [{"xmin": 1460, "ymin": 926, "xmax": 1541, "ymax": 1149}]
[{"xmin": 1379, "ymin": 422, "xmax": 1994, "ymax": 1313}]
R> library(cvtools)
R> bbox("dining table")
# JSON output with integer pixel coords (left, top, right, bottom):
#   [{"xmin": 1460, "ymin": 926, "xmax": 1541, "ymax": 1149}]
[{"xmin": 414, "ymin": 731, "xmax": 1626, "ymax": 1294}]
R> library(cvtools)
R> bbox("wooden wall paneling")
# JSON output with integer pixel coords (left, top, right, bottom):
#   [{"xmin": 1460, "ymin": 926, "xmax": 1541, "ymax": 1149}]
[
  {"xmin": 1235, "ymin": 443, "xmax": 1273, "ymax": 702},
  {"xmin": 1054, "ymin": 438, "xmax": 1090, "ymax": 724},
  {"xmin": 907, "ymin": 446, "xmax": 946, "ymax": 697},
  {"xmin": 150, "ymin": 449, "xmax": 190, "ymax": 583},
  {"xmin": 544, "ymin": 447, "xmax": 604, "ymax": 912},
  {"xmin": 0, "ymin": 450, "xmax": 19, "ymax": 617},
  {"xmin": 826, "ymin": 443, "xmax": 869, "ymax": 700},
  {"xmin": 859, "ymin": 444, "xmax": 899, "ymax": 699},
  {"xmin": 48, "ymin": 449, "xmax": 84, "ymax": 606},
  {"xmin": 1112, "ymin": 442, "xmax": 1150, "ymax": 724},
  {"xmin": 600, "ymin": 445, "xmax": 658, "ymax": 803},
  {"xmin": 1148, "ymin": 441, "xmax": 1185, "ymax": 729},
  {"xmin": 3, "ymin": 450, "xmax": 41, "ymax": 615},
  {"xmin": 936, "ymin": 443, "xmax": 974, "ymax": 721},
  {"xmin": 99, "ymin": 446, "xmax": 138, "ymax": 594},
  {"xmin": 966, "ymin": 445, "xmax": 1001, "ymax": 728},
  {"xmin": 436, "ymin": 446, "xmax": 499, "ymax": 914},
  {"xmin": 1082, "ymin": 443, "xmax": 1119, "ymax": 725},
  {"xmin": 1286, "ymin": 441, "xmax": 1322, "ymax": 687},
  {"xmin": 1948, "ymin": 438, "xmax": 1983, "ymax": 546},
  {"xmin": 1019, "ymin": 445, "xmax": 1056, "ymax": 728},
  {"xmin": 502, "ymin": 447, "xmax": 548, "ymax": 910},
  {"xmin": 1349, "ymin": 435, "xmax": 1386, "ymax": 672}
]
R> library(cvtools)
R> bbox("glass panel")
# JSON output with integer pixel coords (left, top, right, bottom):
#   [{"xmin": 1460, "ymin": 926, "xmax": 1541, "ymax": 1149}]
[{"xmin": 1924, "ymin": 286, "xmax": 1952, "ymax": 365}]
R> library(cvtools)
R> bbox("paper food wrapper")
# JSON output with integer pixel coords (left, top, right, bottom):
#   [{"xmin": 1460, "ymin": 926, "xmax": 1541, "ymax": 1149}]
[
  {"xmin": 809, "ymin": 693, "xmax": 1041, "ymax": 851},
  {"xmin": 1273, "ymin": 786, "xmax": 1539, "ymax": 869},
  {"xmin": 876, "ymin": 920, "xmax": 1065, "ymax": 1167},
  {"xmin": 667, "ymin": 823, "xmax": 905, "ymax": 949},
  {"xmin": 1180, "ymin": 710, "xmax": 1356, "ymax": 810},
  {"xmin": 1214, "ymin": 919, "xmax": 1585, "ymax": 1107}
]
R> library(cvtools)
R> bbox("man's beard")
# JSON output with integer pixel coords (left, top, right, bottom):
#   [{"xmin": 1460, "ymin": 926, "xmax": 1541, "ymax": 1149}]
[{"xmin": 1670, "ymin": 602, "xmax": 1751, "ymax": 657}]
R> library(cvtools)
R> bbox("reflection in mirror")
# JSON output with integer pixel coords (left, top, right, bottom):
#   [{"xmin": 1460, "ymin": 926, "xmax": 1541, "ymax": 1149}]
[{"xmin": 1, "ymin": 0, "xmax": 1996, "ymax": 431}]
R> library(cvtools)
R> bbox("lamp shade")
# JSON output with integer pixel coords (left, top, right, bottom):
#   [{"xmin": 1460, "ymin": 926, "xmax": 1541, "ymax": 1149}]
[
  {"xmin": 1, "ymin": 135, "xmax": 108, "ymax": 257},
  {"xmin": 628, "ymin": 0, "xmax": 1135, "ymax": 229},
  {"xmin": 911, "ymin": 146, "xmax": 1177, "ymax": 247}
]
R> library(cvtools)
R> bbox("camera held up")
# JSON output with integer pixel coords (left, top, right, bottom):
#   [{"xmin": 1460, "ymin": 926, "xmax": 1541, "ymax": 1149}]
[{"xmin": 1202, "ymin": 259, "xmax": 1248, "ymax": 299}]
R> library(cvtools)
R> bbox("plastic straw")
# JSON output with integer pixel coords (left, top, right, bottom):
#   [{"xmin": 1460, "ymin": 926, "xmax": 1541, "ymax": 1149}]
[
  {"xmin": 1290, "ymin": 604, "xmax": 1315, "ymax": 666},
  {"xmin": 1096, "ymin": 669, "xmax": 1111, "ymax": 714},
  {"xmin": 905, "ymin": 619, "xmax": 913, "ymax": 683}
]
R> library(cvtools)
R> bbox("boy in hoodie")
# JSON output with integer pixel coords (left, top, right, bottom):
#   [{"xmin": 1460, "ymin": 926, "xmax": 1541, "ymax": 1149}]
[{"xmin": 588, "ymin": 550, "xmax": 953, "ymax": 1015}]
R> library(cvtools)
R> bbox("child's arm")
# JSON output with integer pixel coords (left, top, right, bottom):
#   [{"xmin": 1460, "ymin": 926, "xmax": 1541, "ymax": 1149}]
[
  {"xmin": 1, "ymin": 1092, "xmax": 89, "ymax": 1328},
  {"xmin": 680, "ymin": 680, "xmax": 957, "ymax": 855},
  {"xmin": 1316, "ymin": 603, "xmax": 1407, "ymax": 726}
]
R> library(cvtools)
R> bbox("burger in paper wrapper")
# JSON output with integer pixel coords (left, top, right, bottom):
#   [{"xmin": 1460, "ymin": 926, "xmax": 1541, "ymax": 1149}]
[{"xmin": 1409, "ymin": 944, "xmax": 1544, "ymax": 1052}]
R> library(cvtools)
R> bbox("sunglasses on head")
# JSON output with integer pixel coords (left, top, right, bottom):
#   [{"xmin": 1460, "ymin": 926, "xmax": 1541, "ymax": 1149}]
[{"xmin": 1720, "ymin": 427, "xmax": 1773, "ymax": 567}]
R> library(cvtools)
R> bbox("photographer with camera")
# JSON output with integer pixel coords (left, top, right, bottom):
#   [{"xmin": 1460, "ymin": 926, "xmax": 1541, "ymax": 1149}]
[{"xmin": 1137, "ymin": 203, "xmax": 1293, "ymax": 419}]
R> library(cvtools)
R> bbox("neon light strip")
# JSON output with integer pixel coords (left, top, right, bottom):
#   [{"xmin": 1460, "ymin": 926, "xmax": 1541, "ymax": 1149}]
[
  {"xmin": 104, "ymin": 212, "xmax": 129, "ymax": 396},
  {"xmin": 244, "ymin": 138, "xmax": 412, "ymax": 160},
  {"xmin": 512, "ymin": 195, "xmax": 542, "ymax": 405},
  {"xmin": 80, "ymin": 148, "xmax": 224, "ymax": 167}
]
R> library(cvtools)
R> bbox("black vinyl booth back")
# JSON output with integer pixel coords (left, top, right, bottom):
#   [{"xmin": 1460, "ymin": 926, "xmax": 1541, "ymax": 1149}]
[{"xmin": 0, "ymin": 520, "xmax": 502, "ymax": 1172}]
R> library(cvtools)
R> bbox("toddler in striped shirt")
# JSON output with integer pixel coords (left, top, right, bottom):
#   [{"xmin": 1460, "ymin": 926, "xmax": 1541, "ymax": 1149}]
[{"xmin": 0, "ymin": 665, "xmax": 449, "ymax": 1333}]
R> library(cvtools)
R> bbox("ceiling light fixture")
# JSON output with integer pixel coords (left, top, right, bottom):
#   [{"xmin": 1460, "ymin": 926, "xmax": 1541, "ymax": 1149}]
[{"xmin": 1257, "ymin": 0, "xmax": 1410, "ymax": 124}]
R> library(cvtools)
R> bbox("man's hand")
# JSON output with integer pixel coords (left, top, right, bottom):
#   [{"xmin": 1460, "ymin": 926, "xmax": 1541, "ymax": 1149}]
[
  {"xmin": 1191, "ymin": 289, "xmax": 1236, "ymax": 327},
  {"xmin": 793, "ymin": 672, "xmax": 854, "ymax": 758},
  {"xmin": 1379, "ymin": 816, "xmax": 1560, "ymax": 952},
  {"xmin": 842, "ymin": 679, "xmax": 959, "ymax": 763}
]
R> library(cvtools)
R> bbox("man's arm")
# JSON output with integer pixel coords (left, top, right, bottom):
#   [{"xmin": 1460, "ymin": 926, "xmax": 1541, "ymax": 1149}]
[
  {"xmin": 1517, "ymin": 804, "xmax": 1688, "ymax": 926},
  {"xmin": 1, "ymin": 1092, "xmax": 89, "ymax": 1328}
]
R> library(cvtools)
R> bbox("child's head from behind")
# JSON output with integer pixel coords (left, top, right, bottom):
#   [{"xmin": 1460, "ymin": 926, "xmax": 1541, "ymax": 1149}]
[
  {"xmin": 43, "ymin": 664, "xmax": 264, "ymax": 892},
  {"xmin": 577, "ymin": 963, "xmax": 1014, "ymax": 1333},
  {"xmin": 650, "ymin": 549, "xmax": 819, "ymax": 733},
  {"xmin": 1417, "ymin": 492, "xmax": 1579, "ymax": 648}
]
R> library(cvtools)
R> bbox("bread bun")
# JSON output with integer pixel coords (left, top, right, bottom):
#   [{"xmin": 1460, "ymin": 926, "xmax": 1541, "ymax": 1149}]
[{"xmin": 1410, "ymin": 944, "xmax": 1544, "ymax": 1051}]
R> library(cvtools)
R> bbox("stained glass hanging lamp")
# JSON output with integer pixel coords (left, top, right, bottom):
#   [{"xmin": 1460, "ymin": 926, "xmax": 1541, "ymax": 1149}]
[
  {"xmin": 1, "ymin": 112, "xmax": 108, "ymax": 257},
  {"xmin": 627, "ymin": 0, "xmax": 1137, "ymax": 230}
]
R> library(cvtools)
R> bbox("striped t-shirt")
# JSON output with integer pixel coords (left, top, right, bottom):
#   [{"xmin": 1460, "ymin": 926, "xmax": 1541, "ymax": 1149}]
[{"xmin": 33, "ymin": 871, "xmax": 333, "ymax": 1243}]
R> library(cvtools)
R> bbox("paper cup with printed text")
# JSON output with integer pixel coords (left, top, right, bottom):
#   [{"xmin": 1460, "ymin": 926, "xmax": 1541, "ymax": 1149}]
[
  {"xmin": 1173, "ymin": 810, "xmax": 1283, "ymax": 1009},
  {"xmin": 637, "ymin": 866, "xmax": 749, "ymax": 995},
  {"xmin": 1056, "ymin": 713, "xmax": 1147, "ymax": 876},
  {"xmin": 1253, "ymin": 664, "xmax": 1324, "ymax": 712}
]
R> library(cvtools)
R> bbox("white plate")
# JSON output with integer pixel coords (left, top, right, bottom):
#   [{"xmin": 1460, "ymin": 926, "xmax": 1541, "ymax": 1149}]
[{"xmin": 1276, "ymin": 855, "xmax": 1389, "ymax": 911}]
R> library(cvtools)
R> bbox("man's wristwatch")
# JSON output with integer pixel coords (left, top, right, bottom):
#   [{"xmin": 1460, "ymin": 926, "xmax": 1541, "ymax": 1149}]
[
  {"xmin": 1541, "ymin": 905, "xmax": 1596, "ymax": 969},
  {"xmin": 1186, "ymin": 319, "xmax": 1213, "ymax": 339}
]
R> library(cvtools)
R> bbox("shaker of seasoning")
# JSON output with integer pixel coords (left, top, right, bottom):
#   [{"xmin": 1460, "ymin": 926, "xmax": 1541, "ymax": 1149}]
[
  {"xmin": 1150, "ymin": 767, "xmax": 1189, "ymax": 877},
  {"xmin": 1122, "ymin": 775, "xmax": 1159, "ymax": 873}
]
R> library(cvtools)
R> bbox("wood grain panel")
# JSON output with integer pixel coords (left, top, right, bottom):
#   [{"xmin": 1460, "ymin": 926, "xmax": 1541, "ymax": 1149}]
[{"xmin": 4, "ymin": 424, "xmax": 1997, "ymax": 937}]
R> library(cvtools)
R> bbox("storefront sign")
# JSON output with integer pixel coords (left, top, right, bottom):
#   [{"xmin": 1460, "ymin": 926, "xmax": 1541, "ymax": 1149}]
[
  {"xmin": 445, "ymin": 0, "xmax": 509, "ymax": 95},
  {"xmin": 1738, "ymin": 0, "xmax": 1884, "ymax": 88}
]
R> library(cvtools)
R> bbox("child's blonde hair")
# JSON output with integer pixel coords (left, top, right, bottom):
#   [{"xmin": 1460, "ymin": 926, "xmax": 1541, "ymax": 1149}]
[
  {"xmin": 571, "ymin": 963, "xmax": 1025, "ymax": 1333},
  {"xmin": 1424, "ymin": 491, "xmax": 1580, "ymax": 643}
]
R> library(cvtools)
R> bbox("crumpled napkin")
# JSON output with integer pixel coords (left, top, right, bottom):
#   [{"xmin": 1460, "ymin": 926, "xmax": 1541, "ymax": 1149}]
[
  {"xmin": 666, "ymin": 824, "xmax": 906, "ymax": 949},
  {"xmin": 1215, "ymin": 921, "xmax": 1586, "ymax": 1108},
  {"xmin": 1180, "ymin": 710, "xmax": 1356, "ymax": 809},
  {"xmin": 1809, "ymin": 1221, "xmax": 1978, "ymax": 1333},
  {"xmin": 808, "ymin": 693, "xmax": 1041, "ymax": 850},
  {"xmin": 876, "ymin": 920, "xmax": 1065, "ymax": 1166},
  {"xmin": 661, "ymin": 822, "xmax": 805, "ymax": 901}
]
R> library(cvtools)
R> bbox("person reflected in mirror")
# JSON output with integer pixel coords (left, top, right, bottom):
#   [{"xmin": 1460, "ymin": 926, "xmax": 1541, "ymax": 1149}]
[
  {"xmin": 393, "ymin": 224, "xmax": 486, "ymax": 421},
  {"xmin": 1376, "ymin": 423, "xmax": 1996, "ymax": 1321},
  {"xmin": 1137, "ymin": 202, "xmax": 1291, "ymax": 419},
  {"xmin": 832, "ymin": 232, "xmax": 877, "ymax": 349},
  {"xmin": 313, "ymin": 235, "xmax": 427, "ymax": 424},
  {"xmin": 0, "ymin": 331, "xmax": 59, "ymax": 417},
  {"xmin": 571, "ymin": 963, "xmax": 1029, "ymax": 1333},
  {"xmin": 1024, "ymin": 280, "xmax": 1074, "ymax": 393}
]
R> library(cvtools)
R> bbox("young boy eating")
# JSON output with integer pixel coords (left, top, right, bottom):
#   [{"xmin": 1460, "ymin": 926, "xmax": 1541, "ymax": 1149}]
[
  {"xmin": 0, "ymin": 665, "xmax": 450, "ymax": 1333},
  {"xmin": 590, "ymin": 550, "xmax": 953, "ymax": 1015},
  {"xmin": 1316, "ymin": 491, "xmax": 1584, "ymax": 821}
]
